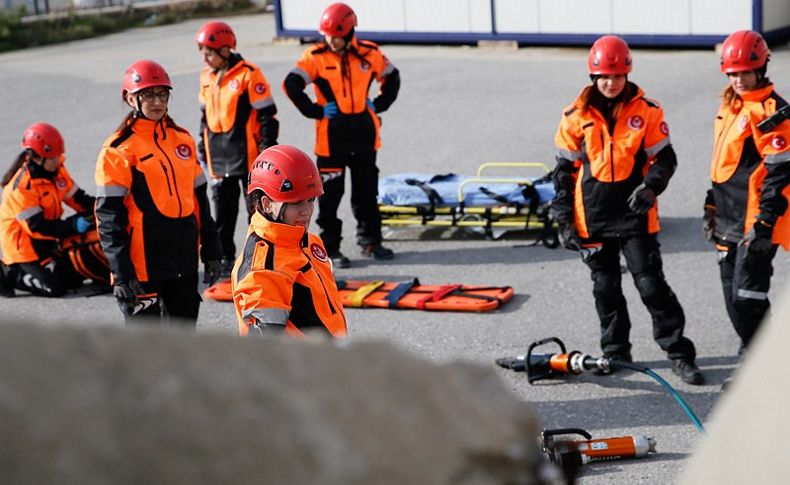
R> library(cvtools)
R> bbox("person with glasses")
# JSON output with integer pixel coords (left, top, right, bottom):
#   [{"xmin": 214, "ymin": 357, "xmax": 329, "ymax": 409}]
[
  {"xmin": 0, "ymin": 122, "xmax": 105, "ymax": 297},
  {"xmin": 94, "ymin": 59, "xmax": 222, "ymax": 324},
  {"xmin": 196, "ymin": 21, "xmax": 279, "ymax": 278},
  {"xmin": 705, "ymin": 30, "xmax": 790, "ymax": 357}
]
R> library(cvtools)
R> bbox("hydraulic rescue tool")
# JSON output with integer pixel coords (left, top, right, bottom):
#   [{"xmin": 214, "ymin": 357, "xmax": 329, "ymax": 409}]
[
  {"xmin": 496, "ymin": 337, "xmax": 705, "ymax": 432},
  {"xmin": 540, "ymin": 428, "xmax": 656, "ymax": 483}
]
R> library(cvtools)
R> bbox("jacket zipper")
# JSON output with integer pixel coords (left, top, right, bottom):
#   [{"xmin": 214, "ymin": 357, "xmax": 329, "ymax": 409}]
[
  {"xmin": 302, "ymin": 247, "xmax": 337, "ymax": 314},
  {"xmin": 341, "ymin": 53, "xmax": 349, "ymax": 106},
  {"xmin": 214, "ymin": 70, "xmax": 226, "ymax": 132},
  {"xmin": 609, "ymin": 138, "xmax": 614, "ymax": 183},
  {"xmin": 712, "ymin": 114, "xmax": 738, "ymax": 174},
  {"xmin": 153, "ymin": 130, "xmax": 184, "ymax": 217},
  {"xmin": 159, "ymin": 162, "xmax": 173, "ymax": 196},
  {"xmin": 347, "ymin": 56, "xmax": 354, "ymax": 112},
  {"xmin": 599, "ymin": 131, "xmax": 615, "ymax": 182}
]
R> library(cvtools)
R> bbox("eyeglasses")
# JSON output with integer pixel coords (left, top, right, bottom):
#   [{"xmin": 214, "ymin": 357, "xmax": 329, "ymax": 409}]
[{"xmin": 138, "ymin": 90, "xmax": 171, "ymax": 103}]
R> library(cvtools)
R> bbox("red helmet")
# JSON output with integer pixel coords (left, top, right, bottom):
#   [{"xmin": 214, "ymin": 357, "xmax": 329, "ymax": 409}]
[
  {"xmin": 248, "ymin": 145, "xmax": 324, "ymax": 203},
  {"xmin": 122, "ymin": 60, "xmax": 172, "ymax": 97},
  {"xmin": 588, "ymin": 35, "xmax": 632, "ymax": 75},
  {"xmin": 196, "ymin": 21, "xmax": 236, "ymax": 50},
  {"xmin": 720, "ymin": 30, "xmax": 770, "ymax": 73},
  {"xmin": 22, "ymin": 122, "xmax": 64, "ymax": 159},
  {"xmin": 319, "ymin": 3, "xmax": 357, "ymax": 37}
]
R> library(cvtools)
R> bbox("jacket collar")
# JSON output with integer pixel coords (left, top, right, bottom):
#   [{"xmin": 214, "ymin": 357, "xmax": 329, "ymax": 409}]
[
  {"xmin": 132, "ymin": 117, "xmax": 168, "ymax": 139},
  {"xmin": 250, "ymin": 211, "xmax": 307, "ymax": 247},
  {"xmin": 213, "ymin": 52, "xmax": 243, "ymax": 75},
  {"xmin": 740, "ymin": 83, "xmax": 774, "ymax": 103},
  {"xmin": 572, "ymin": 82, "xmax": 645, "ymax": 110}
]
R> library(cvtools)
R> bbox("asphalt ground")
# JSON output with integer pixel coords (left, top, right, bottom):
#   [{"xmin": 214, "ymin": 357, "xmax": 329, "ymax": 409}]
[{"xmin": 2, "ymin": 13, "xmax": 789, "ymax": 484}]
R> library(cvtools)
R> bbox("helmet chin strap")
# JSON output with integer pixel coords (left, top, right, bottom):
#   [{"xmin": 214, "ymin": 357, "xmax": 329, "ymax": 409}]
[
  {"xmin": 132, "ymin": 94, "xmax": 145, "ymax": 118},
  {"xmin": 263, "ymin": 199, "xmax": 287, "ymax": 222}
]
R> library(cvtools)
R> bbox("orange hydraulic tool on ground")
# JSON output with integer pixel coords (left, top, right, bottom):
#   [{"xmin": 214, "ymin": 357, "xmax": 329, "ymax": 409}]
[
  {"xmin": 541, "ymin": 428, "xmax": 656, "ymax": 482},
  {"xmin": 495, "ymin": 337, "xmax": 706, "ymax": 433}
]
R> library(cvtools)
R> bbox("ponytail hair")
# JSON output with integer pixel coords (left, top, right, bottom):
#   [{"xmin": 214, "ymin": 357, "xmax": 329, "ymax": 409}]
[{"xmin": 1, "ymin": 151, "xmax": 30, "ymax": 188}]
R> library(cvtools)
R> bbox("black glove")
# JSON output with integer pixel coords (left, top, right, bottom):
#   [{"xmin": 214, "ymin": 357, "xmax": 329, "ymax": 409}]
[
  {"xmin": 742, "ymin": 219, "xmax": 774, "ymax": 255},
  {"xmin": 113, "ymin": 279, "xmax": 145, "ymax": 303},
  {"xmin": 628, "ymin": 183, "xmax": 657, "ymax": 214},
  {"xmin": 203, "ymin": 260, "xmax": 222, "ymax": 285},
  {"xmin": 558, "ymin": 223, "xmax": 582, "ymax": 251},
  {"xmin": 703, "ymin": 206, "xmax": 716, "ymax": 242}
]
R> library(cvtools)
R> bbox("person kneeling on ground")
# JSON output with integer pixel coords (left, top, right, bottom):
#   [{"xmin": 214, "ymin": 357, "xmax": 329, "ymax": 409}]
[
  {"xmin": 0, "ymin": 123, "xmax": 108, "ymax": 297},
  {"xmin": 232, "ymin": 145, "xmax": 347, "ymax": 338}
]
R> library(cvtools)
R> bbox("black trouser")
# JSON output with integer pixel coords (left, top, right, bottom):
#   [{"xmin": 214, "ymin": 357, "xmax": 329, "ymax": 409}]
[
  {"xmin": 7, "ymin": 257, "xmax": 83, "ymax": 297},
  {"xmin": 718, "ymin": 242, "xmax": 777, "ymax": 351},
  {"xmin": 581, "ymin": 234, "xmax": 696, "ymax": 361},
  {"xmin": 121, "ymin": 273, "xmax": 201, "ymax": 326},
  {"xmin": 316, "ymin": 152, "xmax": 382, "ymax": 255},
  {"xmin": 211, "ymin": 175, "xmax": 251, "ymax": 260}
]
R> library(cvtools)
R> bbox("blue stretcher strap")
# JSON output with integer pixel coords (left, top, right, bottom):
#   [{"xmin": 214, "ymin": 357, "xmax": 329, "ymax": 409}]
[{"xmin": 385, "ymin": 278, "xmax": 420, "ymax": 308}]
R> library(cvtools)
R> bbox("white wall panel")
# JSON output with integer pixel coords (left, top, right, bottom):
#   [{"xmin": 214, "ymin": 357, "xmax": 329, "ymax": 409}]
[
  {"xmin": 280, "ymin": 0, "xmax": 324, "ymax": 31},
  {"xmin": 277, "ymin": 0, "xmax": 790, "ymax": 43},
  {"xmin": 690, "ymin": 0, "xmax": 751, "ymax": 34},
  {"xmin": 469, "ymin": 0, "xmax": 495, "ymax": 32},
  {"xmin": 404, "ymin": 0, "xmax": 491, "ymax": 32},
  {"xmin": 612, "ymin": 0, "xmax": 690, "ymax": 34},
  {"xmin": 494, "ymin": 0, "xmax": 540, "ymax": 33},
  {"xmin": 538, "ymin": 0, "xmax": 612, "ymax": 34},
  {"xmin": 763, "ymin": 0, "xmax": 790, "ymax": 32},
  {"xmin": 353, "ymin": 1, "xmax": 407, "ymax": 31}
]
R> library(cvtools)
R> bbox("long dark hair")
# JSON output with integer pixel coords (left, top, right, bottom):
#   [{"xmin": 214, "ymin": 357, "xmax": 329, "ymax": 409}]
[
  {"xmin": 579, "ymin": 80, "xmax": 636, "ymax": 121},
  {"xmin": 114, "ymin": 110, "xmax": 187, "ymax": 137},
  {"xmin": 721, "ymin": 75, "xmax": 771, "ymax": 110},
  {"xmin": 1, "ymin": 151, "xmax": 30, "ymax": 188}
]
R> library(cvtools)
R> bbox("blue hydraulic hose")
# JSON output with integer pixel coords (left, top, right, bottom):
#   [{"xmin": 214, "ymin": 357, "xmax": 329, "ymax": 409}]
[{"xmin": 613, "ymin": 361, "xmax": 705, "ymax": 433}]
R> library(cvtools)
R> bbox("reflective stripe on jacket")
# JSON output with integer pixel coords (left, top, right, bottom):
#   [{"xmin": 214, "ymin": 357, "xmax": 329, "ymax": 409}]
[
  {"xmin": 198, "ymin": 54, "xmax": 279, "ymax": 177},
  {"xmin": 553, "ymin": 84, "xmax": 675, "ymax": 239},
  {"xmin": 232, "ymin": 211, "xmax": 347, "ymax": 338},
  {"xmin": 709, "ymin": 83, "xmax": 790, "ymax": 249},
  {"xmin": 283, "ymin": 36, "xmax": 400, "ymax": 157},
  {"xmin": 95, "ymin": 117, "xmax": 220, "ymax": 283},
  {"xmin": 0, "ymin": 163, "xmax": 92, "ymax": 264}
]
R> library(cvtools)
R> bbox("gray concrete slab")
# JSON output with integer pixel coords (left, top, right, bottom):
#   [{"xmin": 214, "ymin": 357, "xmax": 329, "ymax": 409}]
[{"xmin": 1, "ymin": 12, "xmax": 789, "ymax": 483}]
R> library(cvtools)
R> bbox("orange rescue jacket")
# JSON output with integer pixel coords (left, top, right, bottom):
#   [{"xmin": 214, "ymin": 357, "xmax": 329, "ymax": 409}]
[
  {"xmin": 198, "ymin": 54, "xmax": 279, "ymax": 178},
  {"xmin": 95, "ymin": 117, "xmax": 221, "ymax": 283},
  {"xmin": 232, "ymin": 211, "xmax": 347, "ymax": 338},
  {"xmin": 283, "ymin": 36, "xmax": 400, "ymax": 157},
  {"xmin": 553, "ymin": 84, "xmax": 676, "ymax": 239},
  {"xmin": 709, "ymin": 83, "xmax": 790, "ymax": 249},
  {"xmin": 0, "ymin": 163, "xmax": 93, "ymax": 264}
]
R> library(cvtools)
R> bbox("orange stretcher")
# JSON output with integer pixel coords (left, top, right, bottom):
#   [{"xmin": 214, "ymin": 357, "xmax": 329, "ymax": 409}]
[
  {"xmin": 336, "ymin": 279, "xmax": 513, "ymax": 312},
  {"xmin": 203, "ymin": 278, "xmax": 513, "ymax": 312}
]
